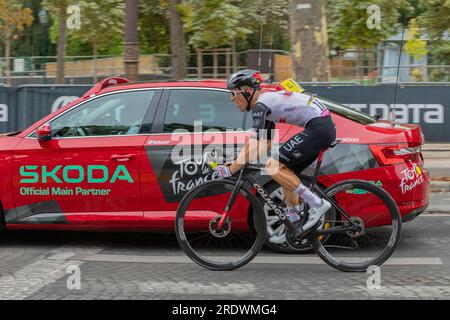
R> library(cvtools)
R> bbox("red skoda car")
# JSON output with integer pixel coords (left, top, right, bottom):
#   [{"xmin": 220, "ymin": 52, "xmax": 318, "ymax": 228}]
[{"xmin": 0, "ymin": 78, "xmax": 430, "ymax": 253}]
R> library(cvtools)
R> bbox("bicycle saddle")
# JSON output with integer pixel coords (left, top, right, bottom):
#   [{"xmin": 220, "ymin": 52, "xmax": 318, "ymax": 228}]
[{"xmin": 329, "ymin": 140, "xmax": 340, "ymax": 148}]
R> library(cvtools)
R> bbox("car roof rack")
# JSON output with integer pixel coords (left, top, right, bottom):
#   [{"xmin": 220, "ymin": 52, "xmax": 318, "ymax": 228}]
[{"xmin": 81, "ymin": 77, "xmax": 131, "ymax": 99}]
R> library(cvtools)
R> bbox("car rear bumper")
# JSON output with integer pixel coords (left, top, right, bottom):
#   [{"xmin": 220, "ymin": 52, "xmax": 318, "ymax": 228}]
[{"xmin": 402, "ymin": 203, "xmax": 429, "ymax": 222}]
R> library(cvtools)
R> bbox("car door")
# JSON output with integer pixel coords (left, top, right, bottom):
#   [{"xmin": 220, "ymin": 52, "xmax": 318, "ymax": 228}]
[
  {"xmin": 10, "ymin": 89, "xmax": 160, "ymax": 226},
  {"xmin": 140, "ymin": 88, "xmax": 251, "ymax": 224}
]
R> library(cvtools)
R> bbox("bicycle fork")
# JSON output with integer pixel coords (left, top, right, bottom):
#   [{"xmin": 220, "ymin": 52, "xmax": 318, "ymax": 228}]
[{"xmin": 218, "ymin": 169, "xmax": 245, "ymax": 229}]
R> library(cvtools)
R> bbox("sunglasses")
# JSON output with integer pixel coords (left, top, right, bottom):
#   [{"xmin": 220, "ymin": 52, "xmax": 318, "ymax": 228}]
[{"xmin": 230, "ymin": 90, "xmax": 246, "ymax": 98}]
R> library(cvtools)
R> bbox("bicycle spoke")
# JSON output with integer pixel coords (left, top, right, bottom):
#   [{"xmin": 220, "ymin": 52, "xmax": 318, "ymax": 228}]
[
  {"xmin": 312, "ymin": 180, "xmax": 401, "ymax": 272},
  {"xmin": 176, "ymin": 180, "xmax": 266, "ymax": 270}
]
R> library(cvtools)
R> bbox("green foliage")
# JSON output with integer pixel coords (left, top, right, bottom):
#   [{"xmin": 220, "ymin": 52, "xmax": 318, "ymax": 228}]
[
  {"xmin": 0, "ymin": 0, "xmax": 34, "ymax": 63},
  {"xmin": 139, "ymin": 0, "xmax": 170, "ymax": 54},
  {"xmin": 410, "ymin": 67, "xmax": 424, "ymax": 81},
  {"xmin": 429, "ymin": 67, "xmax": 448, "ymax": 81},
  {"xmin": 42, "ymin": 0, "xmax": 70, "ymax": 44},
  {"xmin": 69, "ymin": 0, "xmax": 124, "ymax": 56},
  {"xmin": 326, "ymin": 0, "xmax": 407, "ymax": 49},
  {"xmin": 9, "ymin": 0, "xmax": 55, "ymax": 57},
  {"xmin": 179, "ymin": 0, "xmax": 290, "ymax": 50},
  {"xmin": 42, "ymin": 0, "xmax": 124, "ymax": 56},
  {"xmin": 405, "ymin": 19, "xmax": 427, "ymax": 60},
  {"xmin": 242, "ymin": 0, "xmax": 290, "ymax": 51},
  {"xmin": 428, "ymin": 40, "xmax": 450, "ymax": 65},
  {"xmin": 181, "ymin": 0, "xmax": 256, "ymax": 49},
  {"xmin": 416, "ymin": 0, "xmax": 449, "ymax": 68},
  {"xmin": 418, "ymin": 0, "xmax": 450, "ymax": 40},
  {"xmin": 0, "ymin": 0, "xmax": 34, "ymax": 40}
]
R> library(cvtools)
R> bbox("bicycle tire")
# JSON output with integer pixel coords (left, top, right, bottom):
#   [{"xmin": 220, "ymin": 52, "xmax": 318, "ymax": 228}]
[
  {"xmin": 312, "ymin": 179, "xmax": 402, "ymax": 272},
  {"xmin": 175, "ymin": 179, "xmax": 267, "ymax": 271}
]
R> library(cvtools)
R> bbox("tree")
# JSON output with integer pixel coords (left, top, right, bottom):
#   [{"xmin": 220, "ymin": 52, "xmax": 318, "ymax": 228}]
[
  {"xmin": 181, "ymin": 0, "xmax": 255, "ymax": 49},
  {"xmin": 10, "ymin": 0, "xmax": 55, "ymax": 58},
  {"xmin": 168, "ymin": 0, "xmax": 188, "ymax": 79},
  {"xmin": 326, "ymin": 0, "xmax": 408, "ymax": 79},
  {"xmin": 43, "ymin": 0, "xmax": 71, "ymax": 84},
  {"xmin": 288, "ymin": 0, "xmax": 331, "ymax": 82},
  {"xmin": 124, "ymin": 0, "xmax": 139, "ymax": 82},
  {"xmin": 326, "ymin": 0, "xmax": 406, "ymax": 50},
  {"xmin": 418, "ymin": 0, "xmax": 449, "ymax": 40},
  {"xmin": 69, "ymin": 0, "xmax": 124, "ymax": 81},
  {"xmin": 0, "ymin": 0, "xmax": 33, "ymax": 84},
  {"xmin": 253, "ymin": 0, "xmax": 290, "ymax": 49},
  {"xmin": 405, "ymin": 19, "xmax": 427, "ymax": 61},
  {"xmin": 417, "ymin": 0, "xmax": 450, "ymax": 80},
  {"xmin": 405, "ymin": 19, "xmax": 427, "ymax": 81},
  {"xmin": 139, "ymin": 0, "xmax": 170, "ymax": 54},
  {"xmin": 180, "ymin": 0, "xmax": 262, "ymax": 78}
]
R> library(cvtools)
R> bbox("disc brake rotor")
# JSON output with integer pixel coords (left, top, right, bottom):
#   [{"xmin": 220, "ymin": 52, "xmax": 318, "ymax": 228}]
[
  {"xmin": 209, "ymin": 216, "xmax": 232, "ymax": 238},
  {"xmin": 345, "ymin": 217, "xmax": 365, "ymax": 238}
]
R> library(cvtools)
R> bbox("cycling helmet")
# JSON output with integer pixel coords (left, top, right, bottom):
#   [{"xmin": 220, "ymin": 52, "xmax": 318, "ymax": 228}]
[
  {"xmin": 227, "ymin": 69, "xmax": 264, "ymax": 111},
  {"xmin": 227, "ymin": 69, "xmax": 263, "ymax": 90}
]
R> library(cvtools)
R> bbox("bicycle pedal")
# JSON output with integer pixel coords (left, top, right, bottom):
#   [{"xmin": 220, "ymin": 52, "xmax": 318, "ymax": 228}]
[{"xmin": 294, "ymin": 221, "xmax": 322, "ymax": 240}]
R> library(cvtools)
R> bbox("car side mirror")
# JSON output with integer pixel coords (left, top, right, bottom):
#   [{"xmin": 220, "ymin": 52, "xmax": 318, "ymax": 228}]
[{"xmin": 36, "ymin": 123, "xmax": 52, "ymax": 141}]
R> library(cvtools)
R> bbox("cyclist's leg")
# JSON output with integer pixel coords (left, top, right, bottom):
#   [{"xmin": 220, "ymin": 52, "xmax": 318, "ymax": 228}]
[
  {"xmin": 283, "ymin": 187, "xmax": 300, "ymax": 207},
  {"xmin": 267, "ymin": 133, "xmax": 332, "ymax": 231},
  {"xmin": 265, "ymin": 159, "xmax": 315, "ymax": 243}
]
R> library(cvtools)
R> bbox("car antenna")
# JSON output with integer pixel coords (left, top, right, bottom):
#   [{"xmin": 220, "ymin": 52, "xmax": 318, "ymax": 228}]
[
  {"xmin": 391, "ymin": 14, "xmax": 407, "ymax": 127},
  {"xmin": 267, "ymin": 27, "xmax": 274, "ymax": 83},
  {"xmin": 258, "ymin": 23, "xmax": 264, "ymax": 72}
]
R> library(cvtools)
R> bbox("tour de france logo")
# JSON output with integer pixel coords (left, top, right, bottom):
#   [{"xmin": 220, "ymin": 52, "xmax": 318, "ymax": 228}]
[{"xmin": 399, "ymin": 163, "xmax": 424, "ymax": 194}]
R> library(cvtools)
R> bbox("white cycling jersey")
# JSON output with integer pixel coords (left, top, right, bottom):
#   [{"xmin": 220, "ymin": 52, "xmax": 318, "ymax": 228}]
[{"xmin": 254, "ymin": 91, "xmax": 330, "ymax": 128}]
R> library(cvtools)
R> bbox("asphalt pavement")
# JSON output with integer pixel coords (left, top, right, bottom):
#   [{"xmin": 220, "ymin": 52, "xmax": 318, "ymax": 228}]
[
  {"xmin": 1, "ymin": 199, "xmax": 450, "ymax": 300},
  {"xmin": 0, "ymin": 143, "xmax": 448, "ymax": 301},
  {"xmin": 421, "ymin": 144, "xmax": 449, "ymax": 193}
]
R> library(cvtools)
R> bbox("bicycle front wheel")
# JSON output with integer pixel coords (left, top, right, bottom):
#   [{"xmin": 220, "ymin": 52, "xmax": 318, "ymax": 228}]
[
  {"xmin": 175, "ymin": 180, "xmax": 267, "ymax": 271},
  {"xmin": 312, "ymin": 180, "xmax": 401, "ymax": 272}
]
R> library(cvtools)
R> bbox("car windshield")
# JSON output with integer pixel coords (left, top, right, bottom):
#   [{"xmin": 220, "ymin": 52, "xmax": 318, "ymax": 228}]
[{"xmin": 317, "ymin": 96, "xmax": 376, "ymax": 125}]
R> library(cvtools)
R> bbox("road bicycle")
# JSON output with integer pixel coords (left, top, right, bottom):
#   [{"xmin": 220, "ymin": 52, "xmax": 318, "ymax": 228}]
[{"xmin": 175, "ymin": 141, "xmax": 402, "ymax": 272}]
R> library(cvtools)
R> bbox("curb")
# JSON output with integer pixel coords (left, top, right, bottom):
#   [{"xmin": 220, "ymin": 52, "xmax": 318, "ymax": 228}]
[{"xmin": 431, "ymin": 181, "xmax": 450, "ymax": 192}]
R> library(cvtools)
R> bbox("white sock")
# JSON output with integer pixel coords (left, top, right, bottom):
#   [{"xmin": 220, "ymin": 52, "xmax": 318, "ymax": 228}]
[
  {"xmin": 286, "ymin": 206, "xmax": 301, "ymax": 222},
  {"xmin": 295, "ymin": 203, "xmax": 305, "ymax": 212},
  {"xmin": 295, "ymin": 183, "xmax": 323, "ymax": 208}
]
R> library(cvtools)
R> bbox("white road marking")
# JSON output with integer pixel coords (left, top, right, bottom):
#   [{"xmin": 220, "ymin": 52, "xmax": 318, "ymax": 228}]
[
  {"xmin": 0, "ymin": 246, "xmax": 104, "ymax": 300},
  {"xmin": 357, "ymin": 285, "xmax": 450, "ymax": 298},
  {"xmin": 422, "ymin": 213, "xmax": 450, "ymax": 217},
  {"xmin": 46, "ymin": 253, "xmax": 443, "ymax": 266},
  {"xmin": 135, "ymin": 281, "xmax": 256, "ymax": 295}
]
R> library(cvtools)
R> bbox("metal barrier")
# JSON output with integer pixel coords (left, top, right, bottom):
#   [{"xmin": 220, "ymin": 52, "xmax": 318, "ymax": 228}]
[
  {"xmin": 299, "ymin": 82, "xmax": 361, "ymax": 86},
  {"xmin": 303, "ymin": 85, "xmax": 450, "ymax": 142},
  {"xmin": 375, "ymin": 82, "xmax": 450, "ymax": 86},
  {"xmin": 0, "ymin": 84, "xmax": 449, "ymax": 142}
]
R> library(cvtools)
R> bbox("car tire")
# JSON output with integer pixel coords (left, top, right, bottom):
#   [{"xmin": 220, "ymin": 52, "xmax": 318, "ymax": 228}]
[
  {"xmin": 0, "ymin": 203, "xmax": 5, "ymax": 234},
  {"xmin": 260, "ymin": 181, "xmax": 335, "ymax": 254}
]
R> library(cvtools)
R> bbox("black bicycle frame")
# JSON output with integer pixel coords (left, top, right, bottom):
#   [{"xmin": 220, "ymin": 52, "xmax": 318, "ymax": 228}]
[
  {"xmin": 221, "ymin": 138, "xmax": 358, "ymax": 239},
  {"xmin": 223, "ymin": 165, "xmax": 357, "ymax": 240}
]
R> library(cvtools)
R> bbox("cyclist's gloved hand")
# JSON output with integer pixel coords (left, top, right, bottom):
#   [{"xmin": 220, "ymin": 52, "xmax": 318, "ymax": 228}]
[{"xmin": 214, "ymin": 165, "xmax": 233, "ymax": 179}]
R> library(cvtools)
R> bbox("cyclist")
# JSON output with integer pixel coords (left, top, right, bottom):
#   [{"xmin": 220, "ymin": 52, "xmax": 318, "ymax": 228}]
[{"xmin": 215, "ymin": 69, "xmax": 337, "ymax": 244}]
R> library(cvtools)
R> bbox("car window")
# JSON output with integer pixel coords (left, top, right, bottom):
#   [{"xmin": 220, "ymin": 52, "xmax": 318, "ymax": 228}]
[
  {"xmin": 319, "ymin": 97, "xmax": 376, "ymax": 125},
  {"xmin": 163, "ymin": 89, "xmax": 244, "ymax": 132},
  {"xmin": 50, "ymin": 91, "xmax": 155, "ymax": 138}
]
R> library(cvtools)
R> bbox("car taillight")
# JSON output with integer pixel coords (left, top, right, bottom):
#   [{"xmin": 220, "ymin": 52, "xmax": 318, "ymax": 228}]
[{"xmin": 370, "ymin": 144, "xmax": 422, "ymax": 166}]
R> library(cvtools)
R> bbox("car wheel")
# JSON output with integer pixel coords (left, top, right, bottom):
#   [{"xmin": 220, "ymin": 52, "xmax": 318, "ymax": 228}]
[
  {"xmin": 0, "ymin": 204, "xmax": 5, "ymax": 234},
  {"xmin": 261, "ymin": 181, "xmax": 335, "ymax": 254}
]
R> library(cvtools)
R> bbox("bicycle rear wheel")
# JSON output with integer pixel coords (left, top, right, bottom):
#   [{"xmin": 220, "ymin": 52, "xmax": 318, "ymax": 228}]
[
  {"xmin": 312, "ymin": 180, "xmax": 401, "ymax": 272},
  {"xmin": 175, "ymin": 180, "xmax": 267, "ymax": 271}
]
